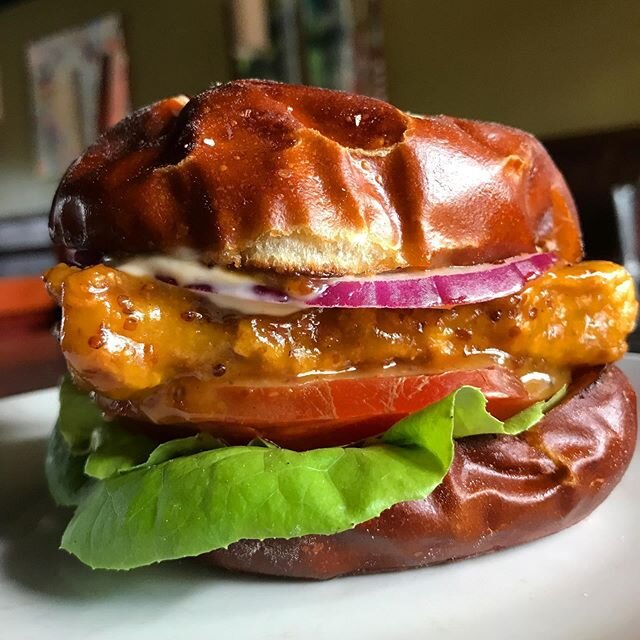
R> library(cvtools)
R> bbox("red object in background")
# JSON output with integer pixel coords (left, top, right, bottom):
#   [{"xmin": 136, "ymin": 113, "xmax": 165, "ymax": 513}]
[
  {"xmin": 0, "ymin": 276, "xmax": 54, "ymax": 321},
  {"xmin": 0, "ymin": 276, "xmax": 65, "ymax": 397}
]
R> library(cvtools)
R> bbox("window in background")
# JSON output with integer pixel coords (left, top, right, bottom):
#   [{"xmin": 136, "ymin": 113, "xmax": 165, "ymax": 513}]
[
  {"xmin": 228, "ymin": 0, "xmax": 386, "ymax": 99},
  {"xmin": 230, "ymin": 0, "xmax": 302, "ymax": 83}
]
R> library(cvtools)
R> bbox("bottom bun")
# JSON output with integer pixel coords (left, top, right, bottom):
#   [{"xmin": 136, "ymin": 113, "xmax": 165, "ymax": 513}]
[{"xmin": 204, "ymin": 365, "xmax": 637, "ymax": 579}]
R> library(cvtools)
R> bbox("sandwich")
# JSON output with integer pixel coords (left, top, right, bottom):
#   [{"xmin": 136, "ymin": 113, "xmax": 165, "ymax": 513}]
[{"xmin": 43, "ymin": 79, "xmax": 638, "ymax": 578}]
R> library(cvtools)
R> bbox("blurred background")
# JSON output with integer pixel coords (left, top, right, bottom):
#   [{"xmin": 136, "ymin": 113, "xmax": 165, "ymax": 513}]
[{"xmin": 0, "ymin": 0, "xmax": 639, "ymax": 393}]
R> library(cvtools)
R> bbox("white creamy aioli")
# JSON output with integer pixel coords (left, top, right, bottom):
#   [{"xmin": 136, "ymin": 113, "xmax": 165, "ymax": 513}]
[{"xmin": 119, "ymin": 255, "xmax": 308, "ymax": 317}]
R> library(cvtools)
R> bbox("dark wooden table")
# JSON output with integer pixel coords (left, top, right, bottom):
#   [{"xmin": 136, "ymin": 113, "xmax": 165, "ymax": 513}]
[
  {"xmin": 0, "ymin": 275, "xmax": 66, "ymax": 397},
  {"xmin": 0, "ymin": 313, "xmax": 66, "ymax": 398}
]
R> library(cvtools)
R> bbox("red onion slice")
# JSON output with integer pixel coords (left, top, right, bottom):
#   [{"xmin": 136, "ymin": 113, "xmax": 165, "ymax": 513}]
[
  {"xmin": 305, "ymin": 253, "xmax": 557, "ymax": 309},
  {"xmin": 132, "ymin": 252, "xmax": 556, "ymax": 314}
]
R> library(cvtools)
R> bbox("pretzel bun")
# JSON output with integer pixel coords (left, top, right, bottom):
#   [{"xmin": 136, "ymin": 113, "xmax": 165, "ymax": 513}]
[
  {"xmin": 50, "ymin": 80, "xmax": 582, "ymax": 275},
  {"xmin": 204, "ymin": 365, "xmax": 636, "ymax": 578}
]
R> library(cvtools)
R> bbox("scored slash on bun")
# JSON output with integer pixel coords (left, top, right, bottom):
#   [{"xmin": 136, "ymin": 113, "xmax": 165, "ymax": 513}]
[
  {"xmin": 50, "ymin": 80, "xmax": 583, "ymax": 276},
  {"xmin": 205, "ymin": 366, "xmax": 637, "ymax": 578}
]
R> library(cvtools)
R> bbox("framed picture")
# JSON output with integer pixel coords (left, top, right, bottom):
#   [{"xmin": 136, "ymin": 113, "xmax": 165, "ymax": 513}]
[{"xmin": 25, "ymin": 13, "xmax": 130, "ymax": 179}]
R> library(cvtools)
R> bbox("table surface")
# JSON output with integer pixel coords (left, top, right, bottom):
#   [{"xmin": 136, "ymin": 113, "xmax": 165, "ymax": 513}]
[{"xmin": 0, "ymin": 316, "xmax": 66, "ymax": 398}]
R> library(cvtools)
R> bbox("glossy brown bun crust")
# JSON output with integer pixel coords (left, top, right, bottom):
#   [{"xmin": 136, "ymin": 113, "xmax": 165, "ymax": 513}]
[
  {"xmin": 50, "ymin": 80, "xmax": 582, "ymax": 275},
  {"xmin": 204, "ymin": 365, "xmax": 636, "ymax": 578}
]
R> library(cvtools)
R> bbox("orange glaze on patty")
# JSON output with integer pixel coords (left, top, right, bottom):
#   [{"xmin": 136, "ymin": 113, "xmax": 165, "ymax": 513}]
[{"xmin": 45, "ymin": 260, "xmax": 637, "ymax": 405}]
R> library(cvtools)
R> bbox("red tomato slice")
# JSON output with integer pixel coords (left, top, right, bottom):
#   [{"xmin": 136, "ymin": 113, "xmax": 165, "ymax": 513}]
[{"xmin": 137, "ymin": 367, "xmax": 532, "ymax": 450}]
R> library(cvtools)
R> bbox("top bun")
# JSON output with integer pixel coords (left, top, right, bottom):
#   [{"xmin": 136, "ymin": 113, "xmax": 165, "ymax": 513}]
[{"xmin": 50, "ymin": 80, "xmax": 582, "ymax": 276}]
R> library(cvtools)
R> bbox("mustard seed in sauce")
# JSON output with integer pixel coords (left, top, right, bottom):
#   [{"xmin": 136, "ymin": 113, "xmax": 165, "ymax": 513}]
[
  {"xmin": 117, "ymin": 294, "xmax": 135, "ymax": 314},
  {"xmin": 123, "ymin": 317, "xmax": 138, "ymax": 331},
  {"xmin": 181, "ymin": 310, "xmax": 203, "ymax": 322},
  {"xmin": 88, "ymin": 334, "xmax": 105, "ymax": 349},
  {"xmin": 212, "ymin": 363, "xmax": 226, "ymax": 377}
]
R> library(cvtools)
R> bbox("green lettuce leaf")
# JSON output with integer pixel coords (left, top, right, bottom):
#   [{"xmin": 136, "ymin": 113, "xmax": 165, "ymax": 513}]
[
  {"xmin": 83, "ymin": 427, "xmax": 157, "ymax": 480},
  {"xmin": 49, "ymin": 377, "xmax": 157, "ymax": 483},
  {"xmin": 56, "ymin": 376, "xmax": 104, "ymax": 453},
  {"xmin": 45, "ymin": 423, "xmax": 93, "ymax": 507},
  {"xmin": 47, "ymin": 379, "xmax": 240, "ymax": 504},
  {"xmin": 58, "ymin": 385, "xmax": 563, "ymax": 570},
  {"xmin": 144, "ymin": 433, "xmax": 225, "ymax": 466}
]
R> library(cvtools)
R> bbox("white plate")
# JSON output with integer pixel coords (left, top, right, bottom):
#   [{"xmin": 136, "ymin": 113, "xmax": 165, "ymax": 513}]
[{"xmin": 1, "ymin": 357, "xmax": 639, "ymax": 640}]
